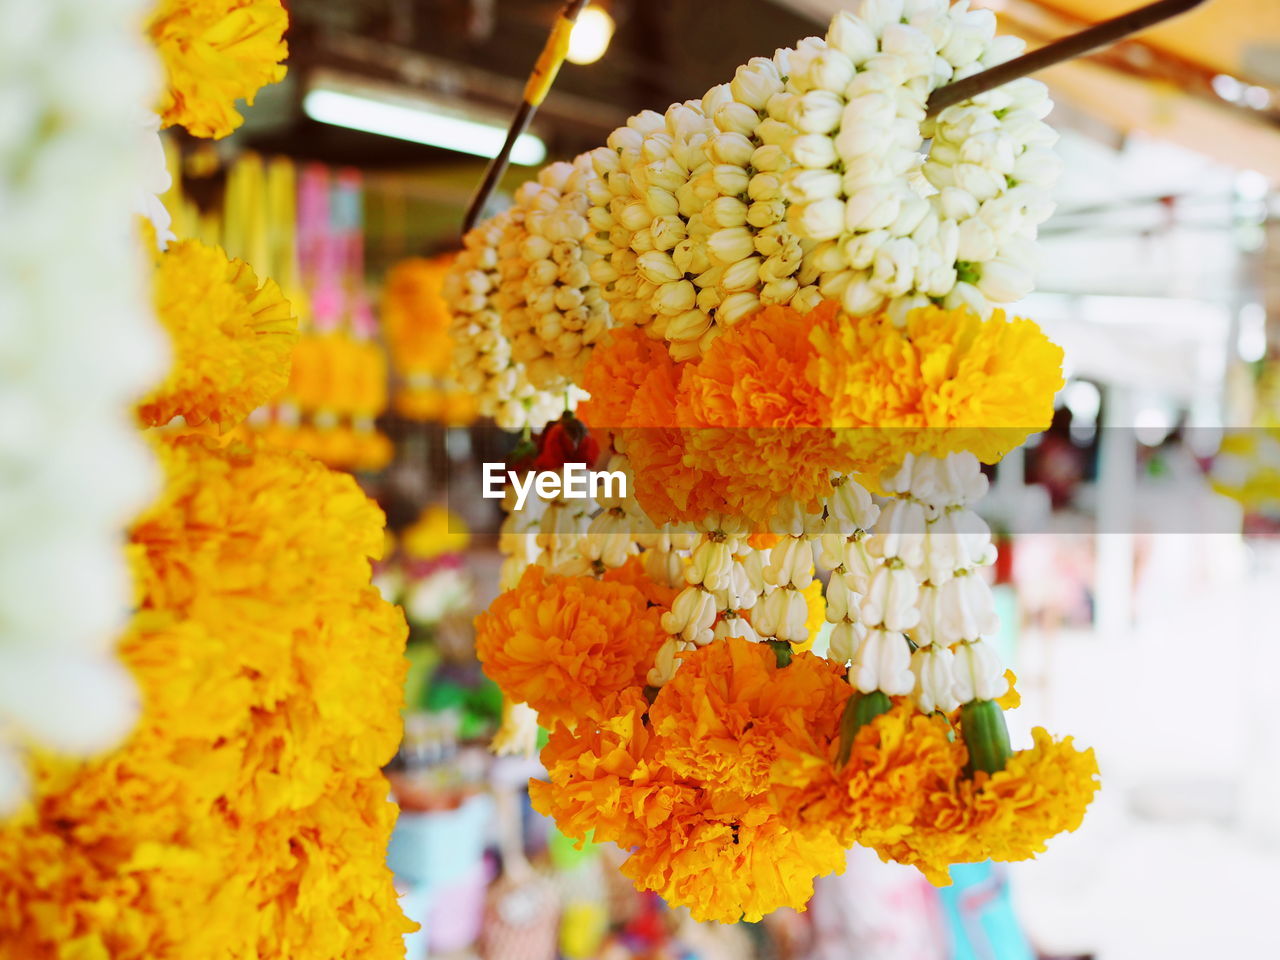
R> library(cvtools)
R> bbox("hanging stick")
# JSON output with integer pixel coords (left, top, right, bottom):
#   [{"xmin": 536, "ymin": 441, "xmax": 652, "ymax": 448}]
[
  {"xmin": 461, "ymin": 0, "xmax": 591, "ymax": 233},
  {"xmin": 925, "ymin": 0, "xmax": 1212, "ymax": 117}
]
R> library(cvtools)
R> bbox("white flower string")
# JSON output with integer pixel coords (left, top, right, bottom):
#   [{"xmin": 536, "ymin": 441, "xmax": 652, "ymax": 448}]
[
  {"xmin": 452, "ymin": 0, "xmax": 1058, "ymax": 389},
  {"xmin": 781, "ymin": 0, "xmax": 1058, "ymax": 321},
  {"xmin": 443, "ymin": 212, "xmax": 571, "ymax": 431},
  {"xmin": 0, "ymin": 0, "xmax": 168, "ymax": 812}
]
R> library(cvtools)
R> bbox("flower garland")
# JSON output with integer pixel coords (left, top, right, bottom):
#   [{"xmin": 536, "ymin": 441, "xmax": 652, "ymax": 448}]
[
  {"xmin": 0, "ymin": 0, "xmax": 168, "ymax": 813},
  {"xmin": 461, "ymin": 0, "xmax": 1098, "ymax": 924},
  {"xmin": 2, "ymin": 2, "xmax": 413, "ymax": 955},
  {"xmin": 0, "ymin": 437, "xmax": 412, "ymax": 958}
]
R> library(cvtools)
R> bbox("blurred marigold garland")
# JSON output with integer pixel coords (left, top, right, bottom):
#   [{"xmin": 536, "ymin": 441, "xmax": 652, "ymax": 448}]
[{"xmin": 0, "ymin": 2, "xmax": 414, "ymax": 956}]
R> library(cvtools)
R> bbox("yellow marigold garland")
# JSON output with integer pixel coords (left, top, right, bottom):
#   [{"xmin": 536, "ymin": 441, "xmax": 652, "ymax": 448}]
[
  {"xmin": 0, "ymin": 436, "xmax": 411, "ymax": 958},
  {"xmin": 139, "ymin": 237, "xmax": 297, "ymax": 433},
  {"xmin": 148, "ymin": 0, "xmax": 289, "ymax": 140}
]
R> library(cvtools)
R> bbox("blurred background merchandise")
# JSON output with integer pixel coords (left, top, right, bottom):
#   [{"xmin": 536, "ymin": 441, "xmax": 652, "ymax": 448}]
[{"xmin": 157, "ymin": 1, "xmax": 1279, "ymax": 957}]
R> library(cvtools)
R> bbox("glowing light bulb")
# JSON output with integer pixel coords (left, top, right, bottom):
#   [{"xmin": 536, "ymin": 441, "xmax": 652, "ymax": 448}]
[{"xmin": 567, "ymin": 6, "xmax": 615, "ymax": 66}]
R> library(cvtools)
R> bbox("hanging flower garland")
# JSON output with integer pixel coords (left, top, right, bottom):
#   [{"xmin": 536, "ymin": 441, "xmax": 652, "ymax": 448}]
[
  {"xmin": 0, "ymin": 0, "xmax": 169, "ymax": 813},
  {"xmin": 459, "ymin": 0, "xmax": 1098, "ymax": 924},
  {"xmin": 2, "ymin": 2, "xmax": 413, "ymax": 956}
]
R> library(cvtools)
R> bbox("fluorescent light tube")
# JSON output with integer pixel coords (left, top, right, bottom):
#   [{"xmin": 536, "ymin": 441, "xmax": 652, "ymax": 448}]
[{"xmin": 303, "ymin": 88, "xmax": 547, "ymax": 166}]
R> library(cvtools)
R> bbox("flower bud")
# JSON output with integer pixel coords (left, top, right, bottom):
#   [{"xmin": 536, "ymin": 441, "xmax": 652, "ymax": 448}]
[
  {"xmin": 841, "ymin": 276, "xmax": 885, "ymax": 316},
  {"xmin": 636, "ymin": 250, "xmax": 681, "ymax": 285},
  {"xmin": 976, "ymin": 258, "xmax": 1032, "ymax": 303},
  {"xmin": 717, "ymin": 291, "xmax": 761, "ymax": 326},
  {"xmin": 708, "ymin": 226, "xmax": 756, "ymax": 265},
  {"xmin": 731, "ymin": 57, "xmax": 782, "ymax": 110},
  {"xmin": 710, "ymin": 131, "xmax": 755, "ymax": 167},
  {"xmin": 786, "ymin": 168, "xmax": 842, "ymax": 205},
  {"xmin": 827, "ymin": 12, "xmax": 878, "ymax": 64},
  {"xmin": 791, "ymin": 89, "xmax": 845, "ymax": 135},
  {"xmin": 666, "ymin": 308, "xmax": 714, "ymax": 342},
  {"xmin": 706, "ymin": 195, "xmax": 749, "ymax": 228},
  {"xmin": 789, "ymin": 133, "xmax": 839, "ymax": 170},
  {"xmin": 810, "ymin": 48, "xmax": 857, "ymax": 92},
  {"xmin": 844, "ymin": 185, "xmax": 901, "ymax": 231},
  {"xmin": 712, "ymin": 163, "xmax": 751, "ymax": 196}
]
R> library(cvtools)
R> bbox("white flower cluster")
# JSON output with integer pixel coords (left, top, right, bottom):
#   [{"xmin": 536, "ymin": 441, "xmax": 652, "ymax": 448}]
[
  {"xmin": 0, "ymin": 0, "xmax": 170, "ymax": 813},
  {"xmin": 583, "ymin": 101, "xmax": 720, "ymax": 360},
  {"xmin": 781, "ymin": 0, "xmax": 1059, "ymax": 320},
  {"xmin": 652, "ymin": 515, "xmax": 758, "ymax": 685},
  {"xmin": 825, "ymin": 452, "xmax": 1008, "ymax": 711},
  {"xmin": 443, "ymin": 212, "xmax": 572, "ymax": 431},
  {"xmin": 494, "ymin": 156, "xmax": 611, "ymax": 390}
]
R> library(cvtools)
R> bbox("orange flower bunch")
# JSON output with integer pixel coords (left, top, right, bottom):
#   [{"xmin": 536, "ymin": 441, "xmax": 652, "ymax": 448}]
[
  {"xmin": 488, "ymin": 609, "xmax": 1098, "ymax": 922},
  {"xmin": 474, "ymin": 565, "xmax": 669, "ymax": 729},
  {"xmin": 529, "ymin": 637, "xmax": 853, "ymax": 923},
  {"xmin": 576, "ymin": 300, "xmax": 1064, "ymax": 526}
]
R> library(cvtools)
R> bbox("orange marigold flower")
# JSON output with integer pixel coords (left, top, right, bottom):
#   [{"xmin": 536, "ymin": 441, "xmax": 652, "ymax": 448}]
[
  {"xmin": 578, "ymin": 328, "xmax": 673, "ymax": 430},
  {"xmin": 139, "ymin": 239, "xmax": 297, "ymax": 433},
  {"xmin": 676, "ymin": 302, "xmax": 854, "ymax": 523},
  {"xmin": 474, "ymin": 566, "xmax": 667, "ymax": 728},
  {"xmin": 648, "ymin": 637, "xmax": 850, "ymax": 805},
  {"xmin": 620, "ymin": 806, "xmax": 848, "ymax": 924},
  {"xmin": 808, "ymin": 303, "xmax": 1064, "ymax": 474},
  {"xmin": 530, "ymin": 689, "xmax": 693, "ymax": 850}
]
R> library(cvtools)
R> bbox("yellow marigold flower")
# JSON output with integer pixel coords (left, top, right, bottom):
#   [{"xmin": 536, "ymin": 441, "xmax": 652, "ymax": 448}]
[
  {"xmin": 967, "ymin": 728, "xmax": 1100, "ymax": 859},
  {"xmin": 0, "ymin": 435, "xmax": 412, "ymax": 957},
  {"xmin": 474, "ymin": 565, "xmax": 668, "ymax": 729},
  {"xmin": 529, "ymin": 638, "xmax": 851, "ymax": 923},
  {"xmin": 865, "ymin": 726, "xmax": 1100, "ymax": 885},
  {"xmin": 809, "ymin": 303, "xmax": 1064, "ymax": 474},
  {"xmin": 149, "ymin": 0, "xmax": 289, "ymax": 139},
  {"xmin": 139, "ymin": 238, "xmax": 296, "ymax": 433},
  {"xmin": 676, "ymin": 302, "xmax": 855, "ymax": 524},
  {"xmin": 787, "ymin": 700, "xmax": 963, "ymax": 851}
]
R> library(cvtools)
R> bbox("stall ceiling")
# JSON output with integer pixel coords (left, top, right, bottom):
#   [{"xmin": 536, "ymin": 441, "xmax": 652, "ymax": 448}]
[{"xmin": 1037, "ymin": 0, "xmax": 1280, "ymax": 83}]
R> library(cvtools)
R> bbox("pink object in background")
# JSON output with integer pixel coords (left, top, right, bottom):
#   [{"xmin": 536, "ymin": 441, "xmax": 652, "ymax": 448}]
[
  {"xmin": 427, "ymin": 858, "xmax": 494, "ymax": 955},
  {"xmin": 808, "ymin": 847, "xmax": 947, "ymax": 960}
]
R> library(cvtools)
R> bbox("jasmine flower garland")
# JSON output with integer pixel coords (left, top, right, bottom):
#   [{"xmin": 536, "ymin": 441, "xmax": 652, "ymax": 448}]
[{"xmin": 0, "ymin": 0, "xmax": 168, "ymax": 813}]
